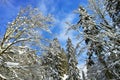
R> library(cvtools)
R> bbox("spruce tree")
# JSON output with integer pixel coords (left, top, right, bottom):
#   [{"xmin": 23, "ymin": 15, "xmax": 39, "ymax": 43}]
[
  {"xmin": 66, "ymin": 38, "xmax": 81, "ymax": 80},
  {"xmin": 41, "ymin": 38, "xmax": 68, "ymax": 80}
]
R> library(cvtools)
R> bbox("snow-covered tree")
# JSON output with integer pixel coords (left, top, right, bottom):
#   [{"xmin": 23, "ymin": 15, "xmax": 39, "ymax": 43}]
[
  {"xmin": 66, "ymin": 38, "xmax": 81, "ymax": 80},
  {"xmin": 105, "ymin": 0, "xmax": 120, "ymax": 27},
  {"xmin": 67, "ymin": 0, "xmax": 120, "ymax": 79},
  {"xmin": 41, "ymin": 38, "xmax": 68, "ymax": 80},
  {"xmin": 104, "ymin": 0, "xmax": 120, "ymax": 79},
  {"xmin": 0, "ymin": 46, "xmax": 46, "ymax": 80},
  {"xmin": 0, "ymin": 6, "xmax": 53, "ymax": 55},
  {"xmin": 0, "ymin": 6, "xmax": 53, "ymax": 80}
]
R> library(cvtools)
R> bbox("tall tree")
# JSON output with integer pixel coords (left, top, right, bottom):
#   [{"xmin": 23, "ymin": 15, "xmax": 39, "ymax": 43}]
[
  {"xmin": 67, "ymin": 0, "xmax": 120, "ymax": 79},
  {"xmin": 41, "ymin": 38, "xmax": 68, "ymax": 80},
  {"xmin": 66, "ymin": 38, "xmax": 81, "ymax": 80},
  {"xmin": 105, "ymin": 0, "xmax": 120, "ymax": 79}
]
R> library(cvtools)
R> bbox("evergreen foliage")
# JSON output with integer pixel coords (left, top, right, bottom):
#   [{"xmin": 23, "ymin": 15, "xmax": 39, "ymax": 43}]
[
  {"xmin": 41, "ymin": 38, "xmax": 68, "ymax": 80},
  {"xmin": 66, "ymin": 38, "xmax": 81, "ymax": 80}
]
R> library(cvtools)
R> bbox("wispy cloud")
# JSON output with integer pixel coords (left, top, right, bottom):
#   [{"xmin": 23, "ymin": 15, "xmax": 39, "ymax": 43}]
[
  {"xmin": 57, "ymin": 13, "xmax": 79, "ymax": 47},
  {"xmin": 38, "ymin": 0, "xmax": 56, "ymax": 14},
  {"xmin": 57, "ymin": 13, "xmax": 75, "ymax": 39},
  {"xmin": 38, "ymin": 0, "xmax": 47, "ymax": 14},
  {"xmin": 0, "ymin": 0, "xmax": 13, "ymax": 7}
]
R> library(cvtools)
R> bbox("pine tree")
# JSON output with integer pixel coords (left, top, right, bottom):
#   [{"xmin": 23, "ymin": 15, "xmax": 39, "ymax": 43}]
[{"xmin": 66, "ymin": 38, "xmax": 81, "ymax": 80}]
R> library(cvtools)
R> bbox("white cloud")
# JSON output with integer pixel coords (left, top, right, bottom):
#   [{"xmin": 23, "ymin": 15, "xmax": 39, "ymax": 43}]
[
  {"xmin": 57, "ymin": 13, "xmax": 79, "ymax": 47},
  {"xmin": 0, "ymin": 0, "xmax": 13, "ymax": 7},
  {"xmin": 38, "ymin": 0, "xmax": 56, "ymax": 14},
  {"xmin": 38, "ymin": 0, "xmax": 47, "ymax": 14}
]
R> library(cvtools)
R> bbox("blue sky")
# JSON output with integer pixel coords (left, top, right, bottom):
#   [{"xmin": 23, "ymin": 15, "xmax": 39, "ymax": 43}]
[{"xmin": 0, "ymin": 0, "xmax": 87, "ymax": 47}]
